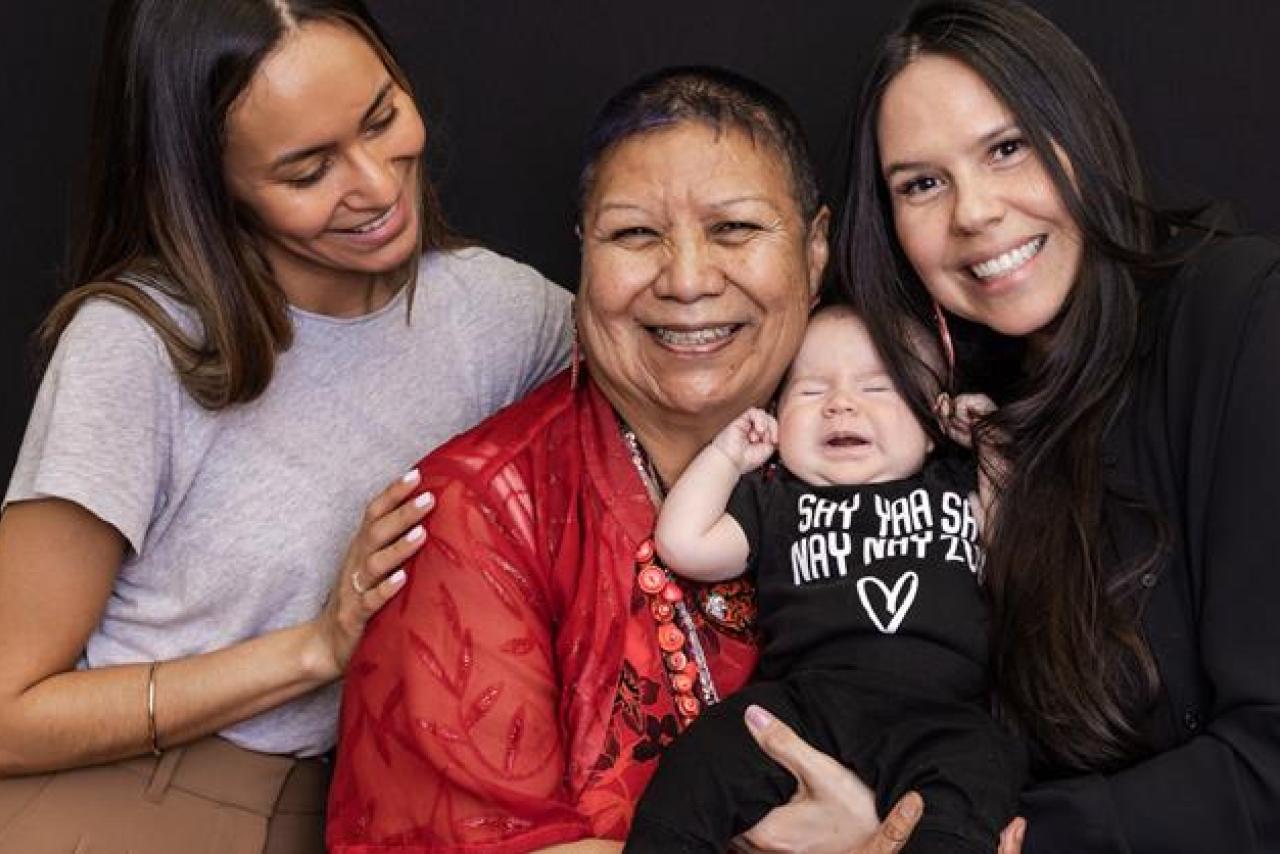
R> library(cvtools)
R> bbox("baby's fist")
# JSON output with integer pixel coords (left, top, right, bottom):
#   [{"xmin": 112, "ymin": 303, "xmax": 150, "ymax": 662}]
[{"xmin": 713, "ymin": 408, "xmax": 778, "ymax": 473}]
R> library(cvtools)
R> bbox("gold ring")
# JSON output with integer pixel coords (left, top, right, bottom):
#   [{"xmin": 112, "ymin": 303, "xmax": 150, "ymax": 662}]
[{"xmin": 351, "ymin": 570, "xmax": 370, "ymax": 595}]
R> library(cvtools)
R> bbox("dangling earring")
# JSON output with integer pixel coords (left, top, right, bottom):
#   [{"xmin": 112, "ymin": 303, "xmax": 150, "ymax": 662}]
[
  {"xmin": 933, "ymin": 301, "xmax": 956, "ymax": 390},
  {"xmin": 570, "ymin": 324, "xmax": 583, "ymax": 390},
  {"xmin": 572, "ymin": 222, "xmax": 585, "ymax": 391}
]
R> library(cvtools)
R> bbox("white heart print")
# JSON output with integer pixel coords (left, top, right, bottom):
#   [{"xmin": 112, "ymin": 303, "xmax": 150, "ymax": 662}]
[{"xmin": 856, "ymin": 571, "xmax": 919, "ymax": 634}]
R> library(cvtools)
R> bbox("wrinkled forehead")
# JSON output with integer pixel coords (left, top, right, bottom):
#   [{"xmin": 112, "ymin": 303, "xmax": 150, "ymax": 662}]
[{"xmin": 586, "ymin": 117, "xmax": 806, "ymax": 216}]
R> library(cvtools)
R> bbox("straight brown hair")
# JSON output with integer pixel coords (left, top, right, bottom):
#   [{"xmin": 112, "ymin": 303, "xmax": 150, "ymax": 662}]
[{"xmin": 43, "ymin": 0, "xmax": 459, "ymax": 409}]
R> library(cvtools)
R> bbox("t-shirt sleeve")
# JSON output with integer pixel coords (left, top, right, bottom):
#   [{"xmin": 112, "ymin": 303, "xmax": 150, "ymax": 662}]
[
  {"xmin": 328, "ymin": 468, "xmax": 593, "ymax": 853},
  {"xmin": 725, "ymin": 473, "xmax": 765, "ymax": 571},
  {"xmin": 4, "ymin": 299, "xmax": 175, "ymax": 554},
  {"xmin": 466, "ymin": 250, "xmax": 573, "ymax": 412}
]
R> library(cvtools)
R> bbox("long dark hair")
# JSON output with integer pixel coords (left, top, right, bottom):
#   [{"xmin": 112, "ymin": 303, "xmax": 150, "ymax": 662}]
[
  {"xmin": 42, "ymin": 0, "xmax": 457, "ymax": 409},
  {"xmin": 839, "ymin": 0, "xmax": 1168, "ymax": 772}
]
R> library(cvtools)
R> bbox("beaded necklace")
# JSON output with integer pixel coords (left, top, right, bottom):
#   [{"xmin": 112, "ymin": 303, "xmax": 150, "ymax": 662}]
[{"xmin": 620, "ymin": 426, "xmax": 721, "ymax": 727}]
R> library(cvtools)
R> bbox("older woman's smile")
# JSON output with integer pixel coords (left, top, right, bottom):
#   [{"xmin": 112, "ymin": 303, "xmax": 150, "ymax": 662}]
[
  {"xmin": 648, "ymin": 322, "xmax": 744, "ymax": 351},
  {"xmin": 578, "ymin": 121, "xmax": 828, "ymax": 442}
]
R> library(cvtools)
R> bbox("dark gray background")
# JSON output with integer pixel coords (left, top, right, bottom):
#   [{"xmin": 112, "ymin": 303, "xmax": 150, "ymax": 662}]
[{"xmin": 4, "ymin": 2, "xmax": 1279, "ymax": 484}]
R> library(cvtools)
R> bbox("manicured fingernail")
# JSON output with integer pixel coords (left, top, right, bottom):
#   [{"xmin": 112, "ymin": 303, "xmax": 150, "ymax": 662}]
[
  {"xmin": 414, "ymin": 491, "xmax": 435, "ymax": 510},
  {"xmin": 406, "ymin": 525, "xmax": 425, "ymax": 543},
  {"xmin": 402, "ymin": 469, "xmax": 420, "ymax": 484},
  {"xmin": 1016, "ymin": 823, "xmax": 1026, "ymax": 844},
  {"xmin": 389, "ymin": 569, "xmax": 407, "ymax": 586},
  {"xmin": 744, "ymin": 704, "xmax": 773, "ymax": 733}
]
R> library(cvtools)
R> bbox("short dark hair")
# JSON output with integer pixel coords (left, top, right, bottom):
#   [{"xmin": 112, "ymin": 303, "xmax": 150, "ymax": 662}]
[{"xmin": 578, "ymin": 65, "xmax": 821, "ymax": 223}]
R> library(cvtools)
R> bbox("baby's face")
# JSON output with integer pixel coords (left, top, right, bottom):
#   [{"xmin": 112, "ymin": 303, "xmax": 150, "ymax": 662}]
[{"xmin": 776, "ymin": 310, "xmax": 932, "ymax": 486}]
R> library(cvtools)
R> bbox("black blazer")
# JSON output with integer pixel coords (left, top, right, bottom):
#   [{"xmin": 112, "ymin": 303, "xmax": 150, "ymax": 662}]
[{"xmin": 1022, "ymin": 233, "xmax": 1280, "ymax": 852}]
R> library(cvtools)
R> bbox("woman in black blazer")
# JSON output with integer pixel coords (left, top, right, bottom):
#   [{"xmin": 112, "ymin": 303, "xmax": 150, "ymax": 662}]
[{"xmin": 839, "ymin": 1, "xmax": 1280, "ymax": 851}]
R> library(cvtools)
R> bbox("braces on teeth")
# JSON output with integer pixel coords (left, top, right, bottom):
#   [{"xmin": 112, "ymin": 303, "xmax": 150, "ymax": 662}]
[{"xmin": 654, "ymin": 326, "xmax": 735, "ymax": 345}]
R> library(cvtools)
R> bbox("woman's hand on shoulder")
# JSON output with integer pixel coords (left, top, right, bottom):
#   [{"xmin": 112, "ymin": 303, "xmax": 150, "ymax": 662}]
[
  {"xmin": 306, "ymin": 468, "xmax": 434, "ymax": 679},
  {"xmin": 731, "ymin": 705, "xmax": 922, "ymax": 854}
]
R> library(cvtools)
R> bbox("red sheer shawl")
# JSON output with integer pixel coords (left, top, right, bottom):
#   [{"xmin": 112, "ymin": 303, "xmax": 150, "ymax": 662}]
[{"xmin": 328, "ymin": 373, "xmax": 758, "ymax": 852}]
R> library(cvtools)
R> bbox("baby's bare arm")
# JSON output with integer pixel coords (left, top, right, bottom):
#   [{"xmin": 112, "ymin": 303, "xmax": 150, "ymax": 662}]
[{"xmin": 654, "ymin": 408, "xmax": 775, "ymax": 581}]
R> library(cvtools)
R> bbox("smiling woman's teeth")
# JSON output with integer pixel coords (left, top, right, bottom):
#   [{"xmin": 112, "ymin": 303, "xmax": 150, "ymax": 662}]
[
  {"xmin": 344, "ymin": 206, "xmax": 394, "ymax": 234},
  {"xmin": 970, "ymin": 235, "xmax": 1046, "ymax": 280},
  {"xmin": 653, "ymin": 325, "xmax": 736, "ymax": 345}
]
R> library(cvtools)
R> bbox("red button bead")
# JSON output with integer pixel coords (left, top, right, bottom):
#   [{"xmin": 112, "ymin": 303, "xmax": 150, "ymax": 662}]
[
  {"xmin": 634, "ymin": 539, "xmax": 655, "ymax": 563},
  {"xmin": 677, "ymin": 695, "xmax": 701, "ymax": 717},
  {"xmin": 665, "ymin": 651, "xmax": 688, "ymax": 672},
  {"xmin": 657, "ymin": 623, "xmax": 685, "ymax": 652},
  {"xmin": 650, "ymin": 600, "xmax": 675, "ymax": 623},
  {"xmin": 672, "ymin": 672, "xmax": 694, "ymax": 693},
  {"xmin": 637, "ymin": 566, "xmax": 666, "ymax": 594}
]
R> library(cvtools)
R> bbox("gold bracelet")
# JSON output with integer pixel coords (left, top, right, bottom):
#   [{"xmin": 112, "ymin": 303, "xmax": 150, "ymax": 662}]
[{"xmin": 146, "ymin": 661, "xmax": 162, "ymax": 756}]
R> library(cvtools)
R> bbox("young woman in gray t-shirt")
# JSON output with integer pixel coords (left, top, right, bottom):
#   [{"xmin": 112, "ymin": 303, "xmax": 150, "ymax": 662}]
[{"xmin": 0, "ymin": 2, "xmax": 570, "ymax": 852}]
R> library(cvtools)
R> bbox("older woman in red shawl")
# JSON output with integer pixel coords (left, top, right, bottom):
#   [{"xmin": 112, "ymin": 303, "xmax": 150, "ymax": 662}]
[{"xmin": 328, "ymin": 67, "xmax": 925, "ymax": 854}]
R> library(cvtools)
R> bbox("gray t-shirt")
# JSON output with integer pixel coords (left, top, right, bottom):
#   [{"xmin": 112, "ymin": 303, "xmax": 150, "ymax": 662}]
[{"xmin": 4, "ymin": 247, "xmax": 572, "ymax": 756}]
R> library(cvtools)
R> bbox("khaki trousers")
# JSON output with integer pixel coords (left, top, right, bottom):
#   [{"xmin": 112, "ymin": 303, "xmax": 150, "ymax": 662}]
[{"xmin": 0, "ymin": 736, "xmax": 329, "ymax": 854}]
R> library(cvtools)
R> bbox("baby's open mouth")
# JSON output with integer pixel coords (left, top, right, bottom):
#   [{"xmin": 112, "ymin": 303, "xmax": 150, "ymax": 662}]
[{"xmin": 825, "ymin": 432, "xmax": 868, "ymax": 448}]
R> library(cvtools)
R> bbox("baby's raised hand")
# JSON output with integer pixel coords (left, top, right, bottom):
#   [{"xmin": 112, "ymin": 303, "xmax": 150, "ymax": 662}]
[
  {"xmin": 712, "ymin": 407, "xmax": 778, "ymax": 474},
  {"xmin": 941, "ymin": 393, "xmax": 997, "ymax": 449},
  {"xmin": 938, "ymin": 393, "xmax": 1006, "ymax": 540}
]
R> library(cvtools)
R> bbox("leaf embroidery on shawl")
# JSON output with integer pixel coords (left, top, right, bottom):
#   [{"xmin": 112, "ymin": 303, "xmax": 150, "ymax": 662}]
[
  {"xmin": 407, "ymin": 628, "xmax": 461, "ymax": 697},
  {"xmin": 462, "ymin": 684, "xmax": 503, "ymax": 731},
  {"xmin": 504, "ymin": 704, "xmax": 527, "ymax": 775},
  {"xmin": 500, "ymin": 635, "xmax": 537, "ymax": 655}
]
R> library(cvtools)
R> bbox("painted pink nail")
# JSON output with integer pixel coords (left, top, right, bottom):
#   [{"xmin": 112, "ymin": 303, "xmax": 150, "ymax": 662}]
[{"xmin": 744, "ymin": 704, "xmax": 774, "ymax": 733}]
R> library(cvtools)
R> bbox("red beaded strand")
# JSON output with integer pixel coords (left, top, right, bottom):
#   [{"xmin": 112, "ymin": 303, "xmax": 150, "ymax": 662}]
[{"xmin": 634, "ymin": 537, "xmax": 704, "ymax": 726}]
